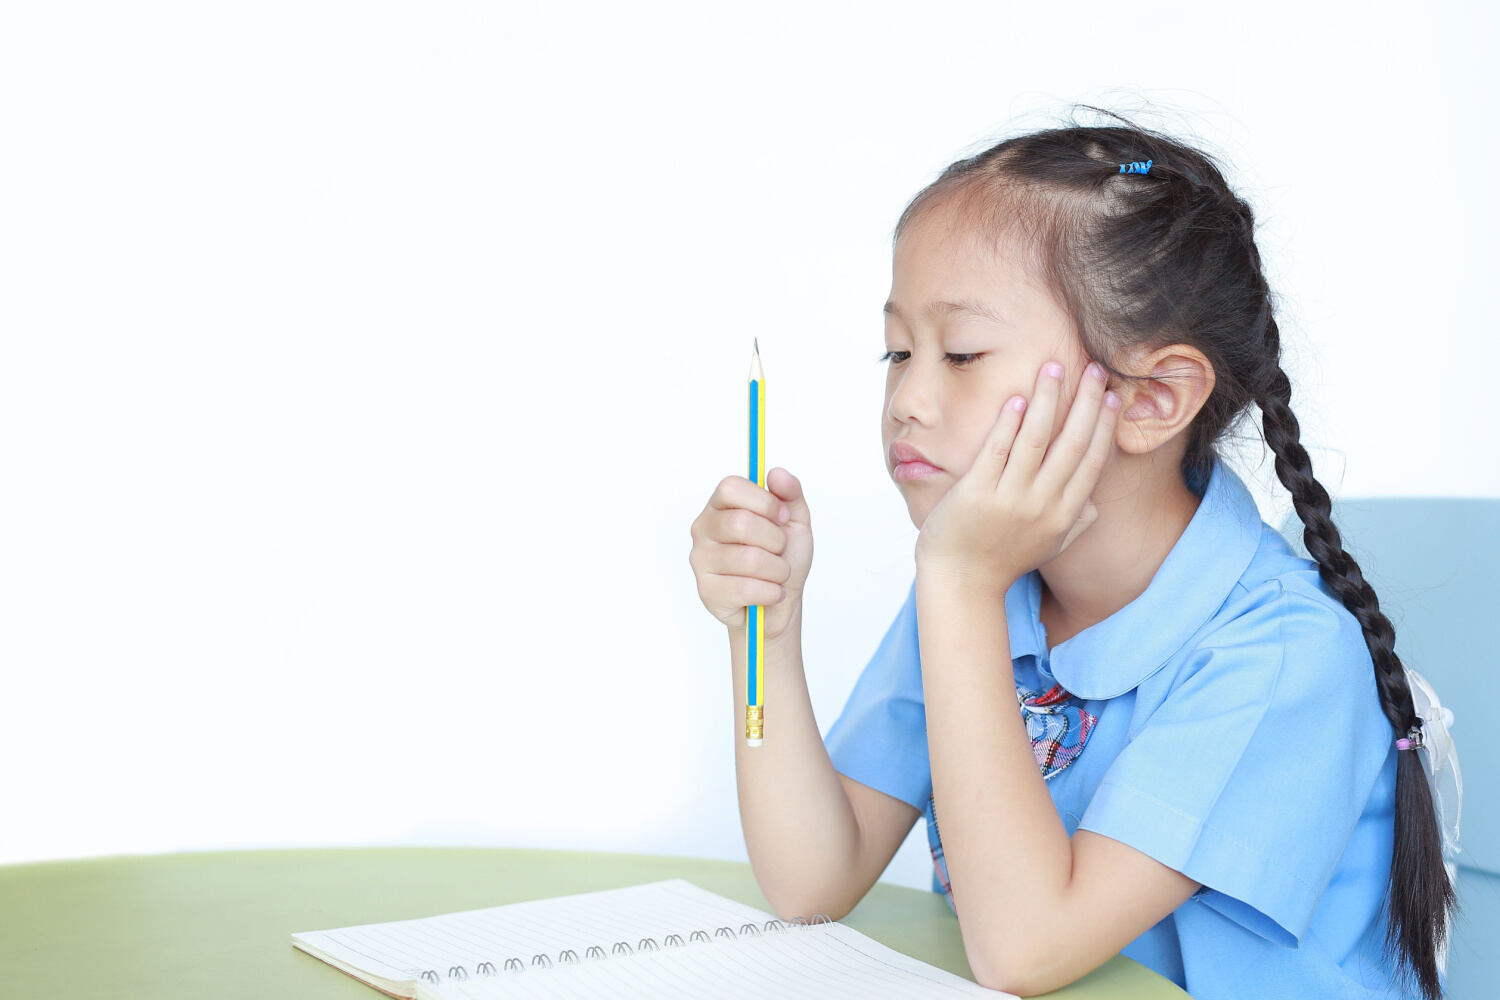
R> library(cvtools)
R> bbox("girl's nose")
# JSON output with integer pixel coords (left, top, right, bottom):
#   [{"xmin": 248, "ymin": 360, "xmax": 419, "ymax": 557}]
[
  {"xmin": 886, "ymin": 371, "xmax": 932, "ymax": 427},
  {"xmin": 885, "ymin": 357, "xmax": 950, "ymax": 421}
]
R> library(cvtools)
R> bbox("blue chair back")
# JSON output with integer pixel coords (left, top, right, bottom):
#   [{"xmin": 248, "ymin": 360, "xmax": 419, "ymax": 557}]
[{"xmin": 1277, "ymin": 497, "xmax": 1499, "ymax": 998}]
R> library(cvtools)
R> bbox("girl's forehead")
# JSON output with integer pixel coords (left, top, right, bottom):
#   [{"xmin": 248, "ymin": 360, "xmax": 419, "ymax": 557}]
[
  {"xmin": 888, "ymin": 208, "xmax": 1075, "ymax": 349},
  {"xmin": 891, "ymin": 222, "xmax": 1047, "ymax": 314},
  {"xmin": 895, "ymin": 206, "xmax": 1037, "ymax": 278}
]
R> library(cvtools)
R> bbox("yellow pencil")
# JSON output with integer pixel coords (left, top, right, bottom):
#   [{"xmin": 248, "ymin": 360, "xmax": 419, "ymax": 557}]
[{"xmin": 746, "ymin": 338, "xmax": 766, "ymax": 747}]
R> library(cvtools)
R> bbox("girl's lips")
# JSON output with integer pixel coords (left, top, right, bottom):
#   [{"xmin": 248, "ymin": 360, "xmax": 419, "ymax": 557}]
[
  {"xmin": 890, "ymin": 441, "xmax": 941, "ymax": 469},
  {"xmin": 894, "ymin": 460, "xmax": 943, "ymax": 482}
]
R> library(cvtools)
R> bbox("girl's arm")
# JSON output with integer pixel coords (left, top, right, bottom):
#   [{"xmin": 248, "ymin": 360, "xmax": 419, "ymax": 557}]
[
  {"xmin": 729, "ymin": 615, "xmax": 918, "ymax": 921},
  {"xmin": 917, "ymin": 573, "xmax": 1200, "ymax": 996}
]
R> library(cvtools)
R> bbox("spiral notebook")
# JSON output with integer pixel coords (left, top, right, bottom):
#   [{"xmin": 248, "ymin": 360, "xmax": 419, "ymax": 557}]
[{"xmin": 291, "ymin": 877, "xmax": 1013, "ymax": 999}]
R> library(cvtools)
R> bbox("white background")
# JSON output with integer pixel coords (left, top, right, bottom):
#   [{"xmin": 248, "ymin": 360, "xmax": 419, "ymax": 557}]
[{"xmin": 2, "ymin": 1, "xmax": 1496, "ymax": 894}]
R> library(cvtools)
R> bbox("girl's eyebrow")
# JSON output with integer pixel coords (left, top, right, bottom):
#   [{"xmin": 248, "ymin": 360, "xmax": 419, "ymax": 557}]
[{"xmin": 883, "ymin": 297, "xmax": 1007, "ymax": 326}]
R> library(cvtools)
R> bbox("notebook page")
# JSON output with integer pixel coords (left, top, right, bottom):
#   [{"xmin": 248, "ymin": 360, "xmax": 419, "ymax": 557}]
[
  {"xmin": 416, "ymin": 921, "xmax": 1015, "ymax": 1000},
  {"xmin": 292, "ymin": 879, "xmax": 779, "ymax": 985}
]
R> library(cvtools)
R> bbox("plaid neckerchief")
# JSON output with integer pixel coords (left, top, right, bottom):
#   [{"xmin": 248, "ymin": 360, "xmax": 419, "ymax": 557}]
[
  {"xmin": 928, "ymin": 682, "xmax": 1099, "ymax": 906},
  {"xmin": 1017, "ymin": 682, "xmax": 1099, "ymax": 780}
]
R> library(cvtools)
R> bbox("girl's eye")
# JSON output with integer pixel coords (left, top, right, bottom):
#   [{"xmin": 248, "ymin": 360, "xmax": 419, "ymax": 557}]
[{"xmin": 877, "ymin": 350, "xmax": 983, "ymax": 368}]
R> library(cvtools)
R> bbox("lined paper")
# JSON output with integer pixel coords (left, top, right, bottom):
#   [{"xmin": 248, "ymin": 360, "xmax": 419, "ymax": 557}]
[
  {"xmin": 417, "ymin": 921, "xmax": 1011, "ymax": 1000},
  {"xmin": 293, "ymin": 879, "xmax": 1014, "ymax": 999},
  {"xmin": 293, "ymin": 880, "xmax": 771, "ymax": 983}
]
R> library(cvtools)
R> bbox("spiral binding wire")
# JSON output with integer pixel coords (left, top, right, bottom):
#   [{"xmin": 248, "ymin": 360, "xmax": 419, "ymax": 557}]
[{"xmin": 417, "ymin": 913, "xmax": 833, "ymax": 981}]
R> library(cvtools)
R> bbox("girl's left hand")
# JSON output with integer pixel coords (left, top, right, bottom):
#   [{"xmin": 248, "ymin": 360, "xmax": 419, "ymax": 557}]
[{"xmin": 914, "ymin": 359, "xmax": 1121, "ymax": 597}]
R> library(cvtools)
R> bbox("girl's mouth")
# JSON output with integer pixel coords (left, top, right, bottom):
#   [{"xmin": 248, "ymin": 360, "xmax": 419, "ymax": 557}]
[{"xmin": 894, "ymin": 460, "xmax": 943, "ymax": 482}]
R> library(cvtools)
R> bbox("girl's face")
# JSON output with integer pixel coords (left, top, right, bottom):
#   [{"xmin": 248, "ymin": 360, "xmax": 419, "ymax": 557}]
[{"xmin": 883, "ymin": 203, "xmax": 1093, "ymax": 529}]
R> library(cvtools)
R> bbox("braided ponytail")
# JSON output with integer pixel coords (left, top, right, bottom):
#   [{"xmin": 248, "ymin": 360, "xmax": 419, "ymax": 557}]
[
  {"xmin": 1256, "ymin": 345, "xmax": 1456, "ymax": 1000},
  {"xmin": 892, "ymin": 105, "xmax": 1459, "ymax": 999}
]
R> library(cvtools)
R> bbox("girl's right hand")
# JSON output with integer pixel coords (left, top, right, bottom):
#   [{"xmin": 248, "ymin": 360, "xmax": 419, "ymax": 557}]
[{"xmin": 688, "ymin": 467, "xmax": 814, "ymax": 642}]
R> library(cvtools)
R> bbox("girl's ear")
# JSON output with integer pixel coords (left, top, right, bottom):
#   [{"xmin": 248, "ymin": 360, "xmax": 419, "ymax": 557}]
[{"xmin": 1111, "ymin": 345, "xmax": 1216, "ymax": 456}]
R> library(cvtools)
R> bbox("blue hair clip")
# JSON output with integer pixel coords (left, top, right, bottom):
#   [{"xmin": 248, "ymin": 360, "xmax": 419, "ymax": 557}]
[{"xmin": 1119, "ymin": 159, "xmax": 1153, "ymax": 175}]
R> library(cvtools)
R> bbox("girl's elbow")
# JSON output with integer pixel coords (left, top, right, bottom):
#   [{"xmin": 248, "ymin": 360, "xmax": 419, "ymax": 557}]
[
  {"xmin": 967, "ymin": 939, "xmax": 1020, "ymax": 994},
  {"xmin": 975, "ymin": 969, "xmax": 1044, "ymax": 997},
  {"xmin": 758, "ymin": 882, "xmax": 857, "ymax": 925},
  {"xmin": 971, "ymin": 961, "xmax": 1023, "ymax": 995},
  {"xmin": 767, "ymin": 901, "xmax": 857, "ymax": 927},
  {"xmin": 974, "ymin": 963, "xmax": 1055, "ymax": 997},
  {"xmin": 969, "ymin": 940, "xmax": 1074, "ymax": 997}
]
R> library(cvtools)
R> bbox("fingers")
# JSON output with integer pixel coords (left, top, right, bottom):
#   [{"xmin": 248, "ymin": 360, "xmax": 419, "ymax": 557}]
[
  {"xmin": 1062, "ymin": 389, "xmax": 1122, "ymax": 515},
  {"xmin": 972, "ymin": 393, "xmax": 1029, "ymax": 490},
  {"xmin": 689, "ymin": 508, "xmax": 790, "ymax": 594},
  {"xmin": 706, "ymin": 570, "xmax": 787, "ymax": 613},
  {"xmin": 705, "ymin": 505, "xmax": 788, "ymax": 559},
  {"xmin": 710, "ymin": 474, "xmax": 789, "ymax": 525},
  {"xmin": 763, "ymin": 467, "xmax": 809, "ymax": 526},
  {"xmin": 690, "ymin": 477, "xmax": 795, "ymax": 622},
  {"xmin": 1036, "ymin": 359, "xmax": 1114, "ymax": 498},
  {"xmin": 692, "ymin": 476, "xmax": 791, "ymax": 563},
  {"xmin": 1006, "ymin": 361, "xmax": 1066, "ymax": 484}
]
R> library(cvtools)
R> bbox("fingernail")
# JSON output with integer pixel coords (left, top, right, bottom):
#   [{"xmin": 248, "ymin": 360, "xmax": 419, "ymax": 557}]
[
  {"xmin": 778, "ymin": 504, "xmax": 790, "ymax": 523},
  {"xmin": 1088, "ymin": 362, "xmax": 1107, "ymax": 383},
  {"xmin": 1105, "ymin": 391, "xmax": 1121, "ymax": 409},
  {"xmin": 1045, "ymin": 362, "xmax": 1064, "ymax": 379}
]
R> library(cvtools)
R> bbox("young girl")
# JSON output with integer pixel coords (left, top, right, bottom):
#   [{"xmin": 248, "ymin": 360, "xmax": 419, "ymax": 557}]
[{"xmin": 688, "ymin": 109, "xmax": 1456, "ymax": 1000}]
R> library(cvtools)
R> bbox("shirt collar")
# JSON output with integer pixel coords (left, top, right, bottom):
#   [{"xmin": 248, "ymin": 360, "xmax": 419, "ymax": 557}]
[{"xmin": 1001, "ymin": 456, "xmax": 1266, "ymax": 700}]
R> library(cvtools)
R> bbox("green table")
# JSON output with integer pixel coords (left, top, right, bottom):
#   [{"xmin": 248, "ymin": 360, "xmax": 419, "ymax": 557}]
[{"xmin": 0, "ymin": 847, "xmax": 1189, "ymax": 998}]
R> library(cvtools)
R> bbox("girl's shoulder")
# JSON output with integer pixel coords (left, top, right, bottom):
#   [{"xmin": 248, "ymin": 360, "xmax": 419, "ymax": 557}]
[
  {"xmin": 1229, "ymin": 520, "xmax": 1370, "ymax": 655},
  {"xmin": 1077, "ymin": 519, "xmax": 1396, "ymax": 961},
  {"xmin": 1153, "ymin": 520, "xmax": 1381, "ymax": 718}
]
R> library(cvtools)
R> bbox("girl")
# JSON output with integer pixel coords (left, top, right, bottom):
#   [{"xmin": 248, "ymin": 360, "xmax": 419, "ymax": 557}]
[{"xmin": 688, "ymin": 109, "xmax": 1455, "ymax": 999}]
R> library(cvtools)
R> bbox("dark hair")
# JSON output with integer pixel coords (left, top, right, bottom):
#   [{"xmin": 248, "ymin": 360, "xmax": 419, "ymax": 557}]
[{"xmin": 893, "ymin": 106, "xmax": 1455, "ymax": 1000}]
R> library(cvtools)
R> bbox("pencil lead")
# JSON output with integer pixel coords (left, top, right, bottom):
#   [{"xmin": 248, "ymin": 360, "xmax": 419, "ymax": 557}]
[{"xmin": 755, "ymin": 337, "xmax": 759, "ymax": 355}]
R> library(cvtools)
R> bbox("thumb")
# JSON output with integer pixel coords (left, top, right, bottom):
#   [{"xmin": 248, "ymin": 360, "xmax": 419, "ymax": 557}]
[{"xmin": 764, "ymin": 467, "xmax": 811, "ymax": 523}]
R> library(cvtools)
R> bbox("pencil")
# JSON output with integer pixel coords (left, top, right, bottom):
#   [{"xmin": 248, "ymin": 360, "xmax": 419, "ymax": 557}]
[{"xmin": 746, "ymin": 338, "xmax": 765, "ymax": 747}]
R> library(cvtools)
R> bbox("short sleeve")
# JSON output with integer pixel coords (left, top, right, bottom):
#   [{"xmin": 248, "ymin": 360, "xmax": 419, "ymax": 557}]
[
  {"xmin": 822, "ymin": 578, "xmax": 931, "ymax": 811},
  {"xmin": 1077, "ymin": 578, "xmax": 1391, "ymax": 947}
]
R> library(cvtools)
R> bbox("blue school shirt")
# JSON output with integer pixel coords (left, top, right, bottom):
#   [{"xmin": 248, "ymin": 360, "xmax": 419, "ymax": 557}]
[{"xmin": 823, "ymin": 456, "xmax": 1424, "ymax": 1000}]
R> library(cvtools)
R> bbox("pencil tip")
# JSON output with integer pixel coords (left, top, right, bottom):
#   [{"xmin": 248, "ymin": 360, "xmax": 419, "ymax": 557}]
[{"xmin": 754, "ymin": 337, "xmax": 759, "ymax": 355}]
